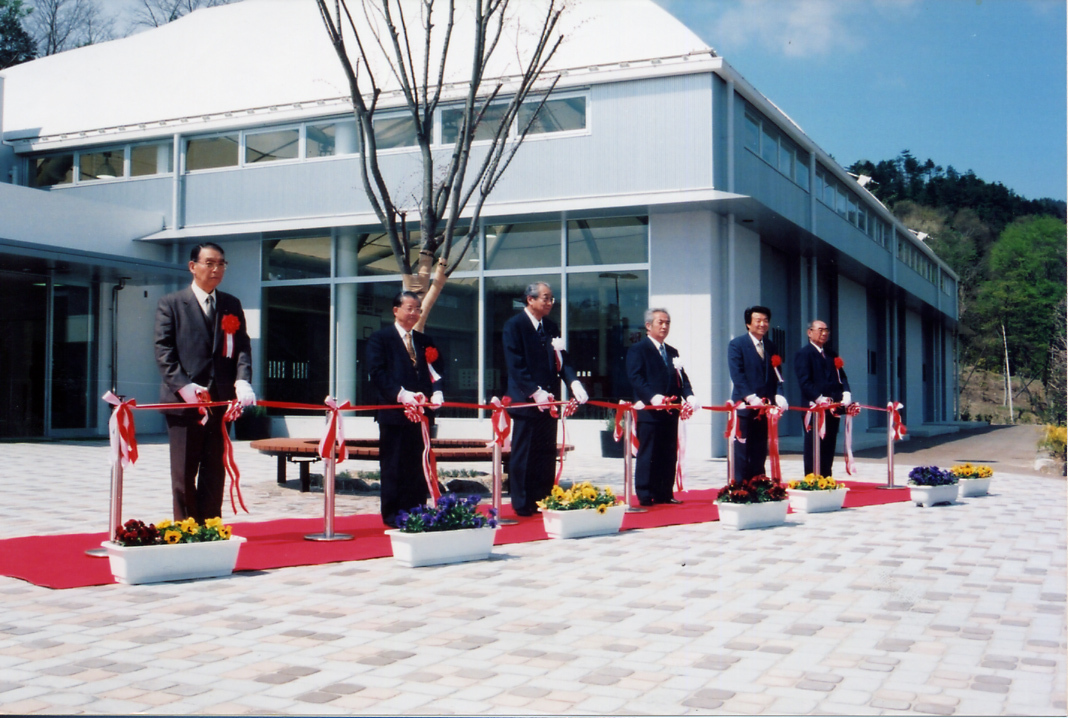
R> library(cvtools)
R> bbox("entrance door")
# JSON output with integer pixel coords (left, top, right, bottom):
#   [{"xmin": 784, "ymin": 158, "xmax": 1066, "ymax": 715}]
[
  {"xmin": 0, "ymin": 272, "xmax": 47, "ymax": 437},
  {"xmin": 50, "ymin": 283, "xmax": 98, "ymax": 434}
]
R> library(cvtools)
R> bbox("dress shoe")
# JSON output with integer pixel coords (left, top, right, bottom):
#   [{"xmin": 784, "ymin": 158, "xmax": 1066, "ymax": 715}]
[
  {"xmin": 664, "ymin": 498, "xmax": 683, "ymax": 505},
  {"xmin": 638, "ymin": 499, "xmax": 654, "ymax": 507}
]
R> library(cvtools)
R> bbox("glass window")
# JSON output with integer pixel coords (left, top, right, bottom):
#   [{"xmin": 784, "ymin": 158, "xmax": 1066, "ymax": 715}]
[
  {"xmin": 796, "ymin": 151, "xmax": 810, "ymax": 190},
  {"xmin": 32, "ymin": 154, "xmax": 74, "ymax": 187},
  {"xmin": 79, "ymin": 149, "xmax": 124, "ymax": 181},
  {"xmin": 131, "ymin": 141, "xmax": 173, "ymax": 176},
  {"xmin": 836, "ymin": 188, "xmax": 848, "ymax": 218},
  {"xmin": 262, "ymin": 234, "xmax": 332, "ymax": 280},
  {"xmin": 308, "ymin": 119, "xmax": 359, "ymax": 157},
  {"xmin": 485, "ymin": 221, "xmax": 560, "ymax": 270},
  {"xmin": 518, "ymin": 96, "xmax": 587, "ymax": 135},
  {"xmin": 566, "ymin": 270, "xmax": 648, "ymax": 415},
  {"xmin": 420, "ymin": 276, "xmax": 479, "ymax": 416},
  {"xmin": 848, "ymin": 195, "xmax": 858, "ymax": 225},
  {"xmin": 441, "ymin": 103, "xmax": 509, "ymax": 144},
  {"xmin": 372, "ymin": 114, "xmax": 419, "ymax": 149},
  {"xmin": 824, "ymin": 175, "xmax": 836, "ymax": 207},
  {"xmin": 245, "ymin": 128, "xmax": 299, "ymax": 164},
  {"xmin": 778, "ymin": 142, "xmax": 793, "ymax": 178},
  {"xmin": 263, "ymin": 285, "xmax": 331, "ymax": 412},
  {"xmin": 567, "ymin": 217, "xmax": 648, "ymax": 267},
  {"xmin": 858, "ymin": 207, "xmax": 867, "ymax": 234},
  {"xmin": 760, "ymin": 126, "xmax": 777, "ymax": 165},
  {"xmin": 743, "ymin": 114, "xmax": 760, "ymax": 153},
  {"xmin": 186, "ymin": 134, "xmax": 238, "ymax": 171},
  {"xmin": 484, "ymin": 274, "xmax": 562, "ymax": 401}
]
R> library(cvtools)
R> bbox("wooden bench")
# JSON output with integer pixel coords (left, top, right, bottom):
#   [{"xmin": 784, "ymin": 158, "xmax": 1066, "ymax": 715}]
[{"xmin": 250, "ymin": 437, "xmax": 573, "ymax": 492}]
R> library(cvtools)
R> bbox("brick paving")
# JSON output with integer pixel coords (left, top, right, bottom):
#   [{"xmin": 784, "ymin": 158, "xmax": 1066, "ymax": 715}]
[{"xmin": 0, "ymin": 429, "xmax": 1064, "ymax": 715}]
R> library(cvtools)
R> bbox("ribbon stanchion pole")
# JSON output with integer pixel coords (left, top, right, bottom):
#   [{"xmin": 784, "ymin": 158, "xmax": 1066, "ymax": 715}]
[
  {"xmin": 86, "ymin": 460, "xmax": 123, "ymax": 557},
  {"xmin": 305, "ymin": 453, "xmax": 352, "ymax": 542},
  {"xmin": 492, "ymin": 441, "xmax": 517, "ymax": 525},
  {"xmin": 623, "ymin": 406, "xmax": 646, "ymax": 514},
  {"xmin": 885, "ymin": 413, "xmax": 896, "ymax": 489},
  {"xmin": 812, "ymin": 417, "xmax": 821, "ymax": 478}
]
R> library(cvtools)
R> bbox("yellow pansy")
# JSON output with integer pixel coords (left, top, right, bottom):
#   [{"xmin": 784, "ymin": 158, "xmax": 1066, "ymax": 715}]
[
  {"xmin": 596, "ymin": 504, "xmax": 608, "ymax": 514},
  {"xmin": 156, "ymin": 519, "xmax": 172, "ymax": 530},
  {"xmin": 164, "ymin": 530, "xmax": 181, "ymax": 544},
  {"xmin": 205, "ymin": 517, "xmax": 223, "ymax": 529},
  {"xmin": 220, "ymin": 526, "xmax": 232, "ymax": 539}
]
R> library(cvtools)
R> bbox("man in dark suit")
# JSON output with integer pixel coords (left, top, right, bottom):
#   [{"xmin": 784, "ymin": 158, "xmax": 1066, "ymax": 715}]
[
  {"xmin": 626, "ymin": 308, "xmax": 698, "ymax": 505},
  {"xmin": 727, "ymin": 305, "xmax": 787, "ymax": 483},
  {"xmin": 366, "ymin": 291, "xmax": 444, "ymax": 527},
  {"xmin": 502, "ymin": 282, "xmax": 588, "ymax": 516},
  {"xmin": 155, "ymin": 242, "xmax": 255, "ymax": 521},
  {"xmin": 794, "ymin": 319, "xmax": 853, "ymax": 476}
]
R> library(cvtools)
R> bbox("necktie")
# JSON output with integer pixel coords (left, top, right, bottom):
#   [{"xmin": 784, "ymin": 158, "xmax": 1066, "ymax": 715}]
[
  {"xmin": 204, "ymin": 294, "xmax": 215, "ymax": 326},
  {"xmin": 537, "ymin": 322, "xmax": 546, "ymax": 342},
  {"xmin": 756, "ymin": 341, "xmax": 765, "ymax": 360},
  {"xmin": 404, "ymin": 332, "xmax": 417, "ymax": 365},
  {"xmin": 659, "ymin": 343, "xmax": 669, "ymax": 365}
]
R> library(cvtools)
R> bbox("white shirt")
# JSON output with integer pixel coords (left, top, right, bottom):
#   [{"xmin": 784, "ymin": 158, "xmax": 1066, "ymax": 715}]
[
  {"xmin": 189, "ymin": 281, "xmax": 216, "ymax": 318},
  {"xmin": 809, "ymin": 341, "xmax": 825, "ymax": 355},
  {"xmin": 748, "ymin": 332, "xmax": 766, "ymax": 353},
  {"xmin": 524, "ymin": 307, "xmax": 546, "ymax": 331}
]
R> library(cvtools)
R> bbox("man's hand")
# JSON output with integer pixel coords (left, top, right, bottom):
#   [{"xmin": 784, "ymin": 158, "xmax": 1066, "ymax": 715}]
[
  {"xmin": 429, "ymin": 391, "xmax": 444, "ymax": 409},
  {"xmin": 397, "ymin": 388, "xmax": 424, "ymax": 406},
  {"xmin": 815, "ymin": 395, "xmax": 829, "ymax": 404},
  {"xmin": 686, "ymin": 395, "xmax": 700, "ymax": 410},
  {"xmin": 746, "ymin": 394, "xmax": 763, "ymax": 408},
  {"xmin": 775, "ymin": 394, "xmax": 789, "ymax": 410},
  {"xmin": 179, "ymin": 383, "xmax": 208, "ymax": 404},
  {"xmin": 532, "ymin": 388, "xmax": 553, "ymax": 411},
  {"xmin": 570, "ymin": 381, "xmax": 588, "ymax": 404},
  {"xmin": 234, "ymin": 380, "xmax": 256, "ymax": 408},
  {"xmin": 650, "ymin": 394, "xmax": 665, "ymax": 406},
  {"xmin": 841, "ymin": 391, "xmax": 852, "ymax": 406}
]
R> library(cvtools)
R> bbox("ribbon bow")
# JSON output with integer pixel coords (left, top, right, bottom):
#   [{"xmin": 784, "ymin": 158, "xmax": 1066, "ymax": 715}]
[
  {"xmin": 318, "ymin": 396, "xmax": 352, "ymax": 463},
  {"xmin": 488, "ymin": 396, "xmax": 512, "ymax": 448},
  {"xmin": 764, "ymin": 404, "xmax": 783, "ymax": 480},
  {"xmin": 723, "ymin": 400, "xmax": 745, "ymax": 443},
  {"xmin": 102, "ymin": 391, "xmax": 139, "ymax": 468},
  {"xmin": 888, "ymin": 401, "xmax": 907, "ymax": 441},
  {"xmin": 403, "ymin": 399, "xmax": 440, "ymax": 503},
  {"xmin": 804, "ymin": 399, "xmax": 833, "ymax": 439}
]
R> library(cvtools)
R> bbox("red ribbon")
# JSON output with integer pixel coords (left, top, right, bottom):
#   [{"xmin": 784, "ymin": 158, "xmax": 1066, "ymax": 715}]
[
  {"xmin": 723, "ymin": 401, "xmax": 745, "ymax": 443},
  {"xmin": 843, "ymin": 402, "xmax": 862, "ymax": 475},
  {"xmin": 488, "ymin": 396, "xmax": 512, "ymax": 447},
  {"xmin": 222, "ymin": 400, "xmax": 247, "ymax": 514},
  {"xmin": 102, "ymin": 391, "xmax": 139, "ymax": 468},
  {"xmin": 318, "ymin": 396, "xmax": 352, "ymax": 463},
  {"xmin": 803, "ymin": 400, "xmax": 833, "ymax": 439},
  {"xmin": 764, "ymin": 405, "xmax": 783, "ymax": 480},
  {"xmin": 613, "ymin": 401, "xmax": 640, "ymax": 456},
  {"xmin": 404, "ymin": 401, "xmax": 441, "ymax": 504},
  {"xmin": 552, "ymin": 398, "xmax": 579, "ymax": 485},
  {"xmin": 888, "ymin": 401, "xmax": 907, "ymax": 441}
]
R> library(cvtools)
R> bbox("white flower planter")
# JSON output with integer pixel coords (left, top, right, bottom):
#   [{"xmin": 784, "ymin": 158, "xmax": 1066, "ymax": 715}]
[
  {"xmin": 542, "ymin": 504, "xmax": 626, "ymax": 539},
  {"xmin": 102, "ymin": 536, "xmax": 246, "ymax": 585},
  {"xmin": 385, "ymin": 526, "xmax": 497, "ymax": 567},
  {"xmin": 716, "ymin": 500, "xmax": 788, "ymax": 530},
  {"xmin": 909, "ymin": 483, "xmax": 959, "ymax": 507},
  {"xmin": 787, "ymin": 487, "xmax": 849, "ymax": 513},
  {"xmin": 958, "ymin": 477, "xmax": 992, "ymax": 497}
]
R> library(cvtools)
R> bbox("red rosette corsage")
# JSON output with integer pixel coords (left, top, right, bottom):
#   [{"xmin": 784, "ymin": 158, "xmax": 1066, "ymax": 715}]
[
  {"xmin": 770, "ymin": 354, "xmax": 782, "ymax": 368},
  {"xmin": 425, "ymin": 346, "xmax": 439, "ymax": 363},
  {"xmin": 220, "ymin": 314, "xmax": 240, "ymax": 358},
  {"xmin": 834, "ymin": 357, "xmax": 844, "ymax": 369}
]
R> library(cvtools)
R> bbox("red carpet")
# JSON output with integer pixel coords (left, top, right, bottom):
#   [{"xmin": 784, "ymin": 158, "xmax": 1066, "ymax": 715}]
[{"xmin": 0, "ymin": 482, "xmax": 910, "ymax": 589}]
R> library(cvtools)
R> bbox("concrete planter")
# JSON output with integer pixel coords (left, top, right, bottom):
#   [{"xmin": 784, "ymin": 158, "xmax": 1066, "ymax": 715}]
[
  {"xmin": 542, "ymin": 504, "xmax": 626, "ymax": 539},
  {"xmin": 102, "ymin": 536, "xmax": 245, "ymax": 584},
  {"xmin": 958, "ymin": 477, "xmax": 992, "ymax": 497},
  {"xmin": 385, "ymin": 527, "xmax": 496, "ymax": 567},
  {"xmin": 716, "ymin": 500, "xmax": 788, "ymax": 530},
  {"xmin": 909, "ymin": 483, "xmax": 959, "ymax": 507},
  {"xmin": 787, "ymin": 487, "xmax": 848, "ymax": 513}
]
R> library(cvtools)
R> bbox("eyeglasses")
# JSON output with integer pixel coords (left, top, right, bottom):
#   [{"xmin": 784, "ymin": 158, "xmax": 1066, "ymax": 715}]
[
  {"xmin": 196, "ymin": 261, "xmax": 228, "ymax": 270},
  {"xmin": 537, "ymin": 295, "xmax": 555, "ymax": 303}
]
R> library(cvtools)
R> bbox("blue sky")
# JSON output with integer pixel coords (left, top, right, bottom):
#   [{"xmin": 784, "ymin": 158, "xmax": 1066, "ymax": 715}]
[{"xmin": 653, "ymin": 0, "xmax": 1067, "ymax": 202}]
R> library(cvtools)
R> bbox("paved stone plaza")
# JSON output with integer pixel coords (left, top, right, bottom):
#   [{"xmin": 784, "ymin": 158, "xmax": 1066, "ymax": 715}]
[{"xmin": 0, "ymin": 431, "xmax": 1064, "ymax": 715}]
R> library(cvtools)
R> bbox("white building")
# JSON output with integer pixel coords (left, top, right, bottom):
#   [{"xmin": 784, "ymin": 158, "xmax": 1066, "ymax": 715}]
[{"xmin": 0, "ymin": 0, "xmax": 958, "ymax": 455}]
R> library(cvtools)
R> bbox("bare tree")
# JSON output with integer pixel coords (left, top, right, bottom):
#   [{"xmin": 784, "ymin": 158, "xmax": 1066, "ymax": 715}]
[
  {"xmin": 132, "ymin": 0, "xmax": 236, "ymax": 28},
  {"xmin": 317, "ymin": 0, "xmax": 565, "ymax": 329},
  {"xmin": 26, "ymin": 0, "xmax": 112, "ymax": 54}
]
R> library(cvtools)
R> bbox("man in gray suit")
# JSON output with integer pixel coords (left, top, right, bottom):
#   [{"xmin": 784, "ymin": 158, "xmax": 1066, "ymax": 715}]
[{"xmin": 155, "ymin": 242, "xmax": 255, "ymax": 521}]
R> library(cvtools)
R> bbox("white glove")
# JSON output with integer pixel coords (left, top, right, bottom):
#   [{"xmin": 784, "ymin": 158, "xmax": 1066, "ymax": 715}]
[
  {"xmin": 532, "ymin": 388, "xmax": 553, "ymax": 411},
  {"xmin": 841, "ymin": 391, "xmax": 852, "ymax": 406},
  {"xmin": 234, "ymin": 380, "xmax": 256, "ymax": 408},
  {"xmin": 397, "ymin": 388, "xmax": 424, "ymax": 406},
  {"xmin": 746, "ymin": 394, "xmax": 763, "ymax": 407},
  {"xmin": 570, "ymin": 381, "xmax": 588, "ymax": 404},
  {"xmin": 815, "ymin": 395, "xmax": 829, "ymax": 404},
  {"xmin": 179, "ymin": 383, "xmax": 208, "ymax": 404},
  {"xmin": 686, "ymin": 395, "xmax": 700, "ymax": 410},
  {"xmin": 775, "ymin": 394, "xmax": 789, "ymax": 410},
  {"xmin": 429, "ymin": 391, "xmax": 444, "ymax": 408},
  {"xmin": 650, "ymin": 394, "xmax": 665, "ymax": 407}
]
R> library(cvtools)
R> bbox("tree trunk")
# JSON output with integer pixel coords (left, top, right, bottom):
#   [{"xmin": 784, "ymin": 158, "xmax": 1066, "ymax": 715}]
[{"xmin": 1001, "ymin": 322, "xmax": 1014, "ymax": 424}]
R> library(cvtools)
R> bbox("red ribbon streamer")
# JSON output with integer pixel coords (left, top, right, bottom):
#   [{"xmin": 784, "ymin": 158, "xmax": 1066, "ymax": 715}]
[
  {"xmin": 102, "ymin": 391, "xmax": 139, "ymax": 468},
  {"xmin": 318, "ymin": 397, "xmax": 352, "ymax": 463},
  {"xmin": 488, "ymin": 396, "xmax": 512, "ymax": 447},
  {"xmin": 843, "ymin": 402, "xmax": 862, "ymax": 475},
  {"xmin": 764, "ymin": 405, "xmax": 783, "ymax": 480},
  {"xmin": 888, "ymin": 401, "xmax": 907, "ymax": 441},
  {"xmin": 222, "ymin": 400, "xmax": 247, "ymax": 514},
  {"xmin": 404, "ymin": 402, "xmax": 441, "ymax": 504}
]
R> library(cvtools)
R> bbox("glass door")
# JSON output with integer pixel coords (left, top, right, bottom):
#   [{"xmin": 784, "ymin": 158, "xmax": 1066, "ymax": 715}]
[
  {"xmin": 50, "ymin": 283, "xmax": 99, "ymax": 434},
  {"xmin": 0, "ymin": 271, "xmax": 47, "ymax": 438}
]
